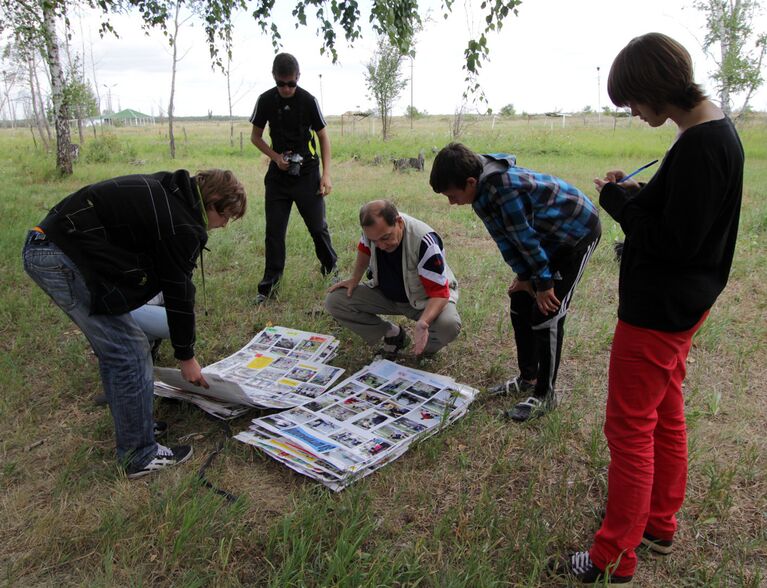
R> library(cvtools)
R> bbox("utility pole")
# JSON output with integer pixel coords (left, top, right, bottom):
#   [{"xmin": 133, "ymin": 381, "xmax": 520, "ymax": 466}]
[
  {"xmin": 319, "ymin": 74, "xmax": 324, "ymax": 112},
  {"xmin": 410, "ymin": 57, "xmax": 414, "ymax": 130},
  {"xmin": 596, "ymin": 66, "xmax": 601, "ymax": 126},
  {"xmin": 103, "ymin": 83, "xmax": 117, "ymax": 114}
]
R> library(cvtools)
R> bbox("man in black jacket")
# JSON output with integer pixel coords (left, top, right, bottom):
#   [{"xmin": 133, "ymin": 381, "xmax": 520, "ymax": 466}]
[
  {"xmin": 250, "ymin": 52, "xmax": 337, "ymax": 303},
  {"xmin": 23, "ymin": 169, "xmax": 246, "ymax": 478}
]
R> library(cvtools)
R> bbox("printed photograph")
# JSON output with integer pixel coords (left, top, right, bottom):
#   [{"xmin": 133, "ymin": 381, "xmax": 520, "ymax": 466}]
[
  {"xmin": 406, "ymin": 380, "xmax": 440, "ymax": 399},
  {"xmin": 393, "ymin": 391, "xmax": 422, "ymax": 408},
  {"xmin": 329, "ymin": 430, "xmax": 366, "ymax": 449},
  {"xmin": 359, "ymin": 389, "xmax": 388, "ymax": 405},
  {"xmin": 361, "ymin": 438, "xmax": 392, "ymax": 456},
  {"xmin": 394, "ymin": 416, "xmax": 428, "ymax": 435},
  {"xmin": 378, "ymin": 400, "xmax": 409, "ymax": 419},
  {"xmin": 356, "ymin": 372, "xmax": 388, "ymax": 389},
  {"xmin": 306, "ymin": 417, "xmax": 340, "ymax": 435},
  {"xmin": 320, "ymin": 403, "xmax": 358, "ymax": 421},
  {"xmin": 331, "ymin": 382, "xmax": 364, "ymax": 398},
  {"xmin": 379, "ymin": 377, "xmax": 412, "ymax": 395},
  {"xmin": 286, "ymin": 366, "xmax": 318, "ymax": 382},
  {"xmin": 374, "ymin": 423, "xmax": 410, "ymax": 443},
  {"xmin": 351, "ymin": 412, "xmax": 389, "ymax": 430}
]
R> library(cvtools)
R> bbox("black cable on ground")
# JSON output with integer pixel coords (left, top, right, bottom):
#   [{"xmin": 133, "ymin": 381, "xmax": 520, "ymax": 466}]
[{"xmin": 196, "ymin": 419, "xmax": 240, "ymax": 503}]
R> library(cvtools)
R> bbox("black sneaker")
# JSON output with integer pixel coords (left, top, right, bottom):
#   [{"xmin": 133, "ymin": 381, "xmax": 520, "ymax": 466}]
[
  {"xmin": 125, "ymin": 444, "xmax": 193, "ymax": 479},
  {"xmin": 640, "ymin": 532, "xmax": 673, "ymax": 556},
  {"xmin": 382, "ymin": 325, "xmax": 410, "ymax": 354},
  {"xmin": 548, "ymin": 551, "xmax": 633, "ymax": 585},
  {"xmin": 504, "ymin": 393, "xmax": 556, "ymax": 422},
  {"xmin": 487, "ymin": 375, "xmax": 536, "ymax": 397}
]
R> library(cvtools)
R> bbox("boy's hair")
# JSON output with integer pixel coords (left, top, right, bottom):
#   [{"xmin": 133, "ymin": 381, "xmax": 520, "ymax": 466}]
[
  {"xmin": 429, "ymin": 142, "xmax": 483, "ymax": 192},
  {"xmin": 359, "ymin": 200, "xmax": 399, "ymax": 227},
  {"xmin": 272, "ymin": 53, "xmax": 300, "ymax": 77},
  {"xmin": 195, "ymin": 169, "xmax": 247, "ymax": 220},
  {"xmin": 608, "ymin": 32, "xmax": 706, "ymax": 113}
]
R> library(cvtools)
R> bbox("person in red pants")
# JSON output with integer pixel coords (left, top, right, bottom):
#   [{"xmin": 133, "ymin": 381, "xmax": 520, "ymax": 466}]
[{"xmin": 550, "ymin": 32, "xmax": 744, "ymax": 584}]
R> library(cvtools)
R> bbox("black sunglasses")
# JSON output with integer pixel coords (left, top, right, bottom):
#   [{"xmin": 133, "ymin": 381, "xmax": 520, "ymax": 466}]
[{"xmin": 275, "ymin": 80, "xmax": 297, "ymax": 88}]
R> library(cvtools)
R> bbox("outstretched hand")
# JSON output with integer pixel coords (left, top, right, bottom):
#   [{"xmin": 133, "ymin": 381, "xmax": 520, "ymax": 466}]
[{"xmin": 180, "ymin": 357, "xmax": 209, "ymax": 389}]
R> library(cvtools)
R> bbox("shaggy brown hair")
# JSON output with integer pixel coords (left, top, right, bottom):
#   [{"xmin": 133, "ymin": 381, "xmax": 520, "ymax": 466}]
[{"xmin": 608, "ymin": 32, "xmax": 706, "ymax": 113}]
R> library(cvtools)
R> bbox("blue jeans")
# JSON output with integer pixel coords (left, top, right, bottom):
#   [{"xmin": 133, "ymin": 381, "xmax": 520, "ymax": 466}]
[
  {"xmin": 130, "ymin": 304, "xmax": 170, "ymax": 341},
  {"xmin": 22, "ymin": 231, "xmax": 157, "ymax": 468}
]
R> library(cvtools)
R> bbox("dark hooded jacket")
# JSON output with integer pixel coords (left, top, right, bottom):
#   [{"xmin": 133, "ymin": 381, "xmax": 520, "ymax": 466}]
[{"xmin": 39, "ymin": 170, "xmax": 207, "ymax": 360}]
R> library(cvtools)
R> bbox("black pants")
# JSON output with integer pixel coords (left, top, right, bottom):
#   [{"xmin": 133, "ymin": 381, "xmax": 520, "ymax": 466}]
[
  {"xmin": 259, "ymin": 167, "xmax": 337, "ymax": 296},
  {"xmin": 509, "ymin": 230, "xmax": 600, "ymax": 398}
]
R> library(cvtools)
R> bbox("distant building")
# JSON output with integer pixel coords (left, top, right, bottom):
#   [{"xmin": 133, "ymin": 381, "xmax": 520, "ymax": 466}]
[{"xmin": 102, "ymin": 109, "xmax": 155, "ymax": 126}]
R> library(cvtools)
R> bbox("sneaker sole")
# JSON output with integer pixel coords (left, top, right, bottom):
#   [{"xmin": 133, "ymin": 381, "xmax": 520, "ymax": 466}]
[
  {"xmin": 640, "ymin": 536, "xmax": 673, "ymax": 556},
  {"xmin": 127, "ymin": 447, "xmax": 194, "ymax": 480}
]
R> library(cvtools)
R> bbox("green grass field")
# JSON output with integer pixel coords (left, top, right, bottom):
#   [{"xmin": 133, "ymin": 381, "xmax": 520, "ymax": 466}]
[{"xmin": 1, "ymin": 115, "xmax": 765, "ymax": 586}]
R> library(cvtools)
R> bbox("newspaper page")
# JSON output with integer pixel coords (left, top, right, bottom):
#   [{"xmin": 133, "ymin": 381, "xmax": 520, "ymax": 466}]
[
  {"xmin": 235, "ymin": 359, "xmax": 478, "ymax": 491},
  {"xmin": 153, "ymin": 326, "xmax": 343, "ymax": 418}
]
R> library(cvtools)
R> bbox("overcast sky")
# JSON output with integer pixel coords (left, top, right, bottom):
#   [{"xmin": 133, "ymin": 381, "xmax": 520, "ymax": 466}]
[{"xmin": 63, "ymin": 0, "xmax": 767, "ymax": 117}]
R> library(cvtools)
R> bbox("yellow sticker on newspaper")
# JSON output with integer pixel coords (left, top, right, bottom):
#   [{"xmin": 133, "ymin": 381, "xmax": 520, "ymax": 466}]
[{"xmin": 247, "ymin": 354, "xmax": 273, "ymax": 369}]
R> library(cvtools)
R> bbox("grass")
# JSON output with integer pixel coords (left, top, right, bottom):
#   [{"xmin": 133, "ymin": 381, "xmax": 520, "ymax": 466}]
[{"xmin": 1, "ymin": 114, "xmax": 766, "ymax": 586}]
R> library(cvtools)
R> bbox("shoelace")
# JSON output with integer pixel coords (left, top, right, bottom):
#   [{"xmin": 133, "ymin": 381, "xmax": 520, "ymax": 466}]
[
  {"xmin": 570, "ymin": 551, "xmax": 593, "ymax": 575},
  {"xmin": 156, "ymin": 444, "xmax": 174, "ymax": 458}
]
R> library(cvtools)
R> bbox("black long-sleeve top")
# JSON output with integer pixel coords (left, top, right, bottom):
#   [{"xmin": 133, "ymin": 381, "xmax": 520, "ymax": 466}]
[
  {"xmin": 599, "ymin": 117, "xmax": 744, "ymax": 332},
  {"xmin": 39, "ymin": 170, "xmax": 208, "ymax": 360}
]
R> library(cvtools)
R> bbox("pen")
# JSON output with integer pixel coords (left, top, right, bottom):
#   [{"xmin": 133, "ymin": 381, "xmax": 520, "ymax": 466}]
[{"xmin": 618, "ymin": 159, "xmax": 659, "ymax": 183}]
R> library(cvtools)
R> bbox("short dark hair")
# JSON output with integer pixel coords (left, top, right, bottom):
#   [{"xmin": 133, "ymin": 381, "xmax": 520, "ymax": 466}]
[
  {"xmin": 272, "ymin": 53, "xmax": 300, "ymax": 77},
  {"xmin": 195, "ymin": 169, "xmax": 247, "ymax": 220},
  {"xmin": 608, "ymin": 32, "xmax": 706, "ymax": 112},
  {"xmin": 430, "ymin": 142, "xmax": 483, "ymax": 192},
  {"xmin": 359, "ymin": 200, "xmax": 399, "ymax": 227}
]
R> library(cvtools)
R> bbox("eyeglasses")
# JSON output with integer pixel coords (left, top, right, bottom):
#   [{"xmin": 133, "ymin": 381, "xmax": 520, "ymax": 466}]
[{"xmin": 275, "ymin": 80, "xmax": 297, "ymax": 88}]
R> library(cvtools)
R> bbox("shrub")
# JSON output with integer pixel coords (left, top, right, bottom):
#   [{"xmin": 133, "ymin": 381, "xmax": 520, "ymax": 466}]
[{"xmin": 84, "ymin": 133, "xmax": 137, "ymax": 163}]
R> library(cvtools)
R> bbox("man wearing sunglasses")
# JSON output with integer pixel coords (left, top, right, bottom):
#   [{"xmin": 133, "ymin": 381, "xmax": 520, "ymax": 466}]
[{"xmin": 249, "ymin": 52, "xmax": 338, "ymax": 304}]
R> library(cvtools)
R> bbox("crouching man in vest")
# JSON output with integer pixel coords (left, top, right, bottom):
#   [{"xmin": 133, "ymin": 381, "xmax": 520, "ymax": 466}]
[{"xmin": 325, "ymin": 200, "xmax": 461, "ymax": 358}]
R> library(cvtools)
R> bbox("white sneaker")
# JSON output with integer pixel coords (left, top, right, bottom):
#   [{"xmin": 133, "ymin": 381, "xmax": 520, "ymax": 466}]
[{"xmin": 126, "ymin": 444, "xmax": 193, "ymax": 479}]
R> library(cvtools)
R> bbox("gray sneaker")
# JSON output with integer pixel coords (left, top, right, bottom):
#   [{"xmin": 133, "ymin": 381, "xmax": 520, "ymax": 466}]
[
  {"xmin": 487, "ymin": 375, "xmax": 536, "ymax": 397},
  {"xmin": 504, "ymin": 393, "xmax": 557, "ymax": 422},
  {"xmin": 126, "ymin": 444, "xmax": 193, "ymax": 479}
]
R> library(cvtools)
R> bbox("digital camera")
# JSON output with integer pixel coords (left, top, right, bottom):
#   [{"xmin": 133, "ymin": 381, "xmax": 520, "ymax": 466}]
[{"xmin": 283, "ymin": 152, "xmax": 303, "ymax": 176}]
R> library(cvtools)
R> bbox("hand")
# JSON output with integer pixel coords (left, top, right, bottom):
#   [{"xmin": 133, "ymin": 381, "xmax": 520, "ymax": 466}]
[
  {"xmin": 273, "ymin": 152, "xmax": 290, "ymax": 171},
  {"xmin": 319, "ymin": 173, "xmax": 333, "ymax": 196},
  {"xmin": 180, "ymin": 357, "xmax": 209, "ymax": 389},
  {"xmin": 328, "ymin": 278, "xmax": 358, "ymax": 296},
  {"xmin": 536, "ymin": 288, "xmax": 561, "ymax": 315},
  {"xmin": 414, "ymin": 319, "xmax": 429, "ymax": 355},
  {"xmin": 508, "ymin": 277, "xmax": 534, "ymax": 297}
]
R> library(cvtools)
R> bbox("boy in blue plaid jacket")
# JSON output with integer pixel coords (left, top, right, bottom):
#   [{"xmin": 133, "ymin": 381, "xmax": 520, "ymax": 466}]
[{"xmin": 430, "ymin": 142, "xmax": 601, "ymax": 422}]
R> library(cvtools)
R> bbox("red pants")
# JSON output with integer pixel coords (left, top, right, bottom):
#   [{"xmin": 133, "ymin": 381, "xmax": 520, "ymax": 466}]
[{"xmin": 589, "ymin": 314, "xmax": 707, "ymax": 577}]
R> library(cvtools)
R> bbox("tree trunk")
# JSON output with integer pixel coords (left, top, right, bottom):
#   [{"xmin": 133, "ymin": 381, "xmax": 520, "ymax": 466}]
[
  {"xmin": 227, "ymin": 52, "xmax": 234, "ymax": 148},
  {"xmin": 168, "ymin": 1, "xmax": 181, "ymax": 159},
  {"xmin": 28, "ymin": 56, "xmax": 49, "ymax": 150},
  {"xmin": 42, "ymin": 4, "xmax": 72, "ymax": 175}
]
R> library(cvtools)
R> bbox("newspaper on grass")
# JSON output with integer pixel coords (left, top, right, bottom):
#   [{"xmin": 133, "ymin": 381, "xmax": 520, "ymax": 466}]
[
  {"xmin": 235, "ymin": 359, "xmax": 478, "ymax": 491},
  {"xmin": 153, "ymin": 326, "xmax": 344, "ymax": 419}
]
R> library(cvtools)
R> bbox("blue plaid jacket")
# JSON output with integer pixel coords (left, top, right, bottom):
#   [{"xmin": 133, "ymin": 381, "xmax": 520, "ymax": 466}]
[{"xmin": 472, "ymin": 154, "xmax": 600, "ymax": 290}]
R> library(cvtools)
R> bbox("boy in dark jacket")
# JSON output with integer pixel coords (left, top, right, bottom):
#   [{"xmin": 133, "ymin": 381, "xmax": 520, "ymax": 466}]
[
  {"xmin": 23, "ymin": 169, "xmax": 246, "ymax": 478},
  {"xmin": 430, "ymin": 143, "xmax": 600, "ymax": 422}
]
